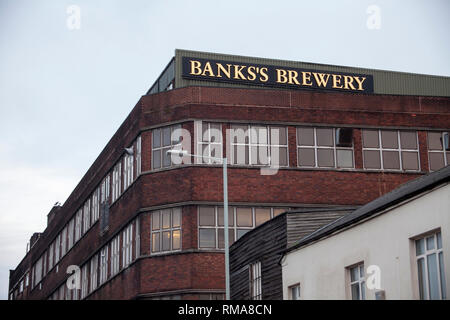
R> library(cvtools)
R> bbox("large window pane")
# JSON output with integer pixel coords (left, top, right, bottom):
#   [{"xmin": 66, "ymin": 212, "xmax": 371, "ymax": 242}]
[
  {"xmin": 199, "ymin": 207, "xmax": 215, "ymax": 226},
  {"xmin": 218, "ymin": 229, "xmax": 235, "ymax": 248},
  {"xmin": 236, "ymin": 208, "xmax": 252, "ymax": 227},
  {"xmin": 152, "ymin": 211, "xmax": 160, "ymax": 230},
  {"xmin": 381, "ymin": 131, "xmax": 398, "ymax": 149},
  {"xmin": 255, "ymin": 208, "xmax": 271, "ymax": 226},
  {"xmin": 162, "ymin": 231, "xmax": 171, "ymax": 251},
  {"xmin": 417, "ymin": 258, "xmax": 427, "ymax": 299},
  {"xmin": 172, "ymin": 230, "xmax": 181, "ymax": 250},
  {"xmin": 199, "ymin": 229, "xmax": 216, "ymax": 248},
  {"xmin": 363, "ymin": 130, "xmax": 379, "ymax": 148},
  {"xmin": 273, "ymin": 208, "xmax": 286, "ymax": 217},
  {"xmin": 218, "ymin": 207, "xmax": 233, "ymax": 227},
  {"xmin": 382, "ymin": 151, "xmax": 400, "ymax": 169},
  {"xmin": 439, "ymin": 252, "xmax": 446, "ymax": 299},
  {"xmin": 428, "ymin": 132, "xmax": 443, "ymax": 150},
  {"xmin": 416, "ymin": 238, "xmax": 425, "ymax": 256},
  {"xmin": 152, "ymin": 129, "xmax": 161, "ymax": 148},
  {"xmin": 402, "ymin": 152, "xmax": 419, "ymax": 170},
  {"xmin": 316, "ymin": 128, "xmax": 333, "ymax": 147},
  {"xmin": 429, "ymin": 153, "xmax": 445, "ymax": 171},
  {"xmin": 271, "ymin": 127, "xmax": 287, "ymax": 145},
  {"xmin": 162, "ymin": 147, "xmax": 171, "ymax": 167},
  {"xmin": 298, "ymin": 148, "xmax": 315, "ymax": 167},
  {"xmin": 427, "ymin": 253, "xmax": 440, "ymax": 300},
  {"xmin": 317, "ymin": 149, "xmax": 334, "ymax": 167},
  {"xmin": 231, "ymin": 125, "xmax": 249, "ymax": 144},
  {"xmin": 237, "ymin": 229, "xmax": 250, "ymax": 240},
  {"xmin": 337, "ymin": 149, "xmax": 353, "ymax": 168},
  {"xmin": 152, "ymin": 150, "xmax": 161, "ymax": 169},
  {"xmin": 297, "ymin": 128, "xmax": 314, "ymax": 146},
  {"xmin": 152, "ymin": 233, "xmax": 160, "ymax": 252},
  {"xmin": 162, "ymin": 209, "xmax": 171, "ymax": 229},
  {"xmin": 271, "ymin": 146, "xmax": 288, "ymax": 166},
  {"xmin": 162, "ymin": 127, "xmax": 171, "ymax": 146},
  {"xmin": 251, "ymin": 146, "xmax": 269, "ymax": 165},
  {"xmin": 351, "ymin": 283, "xmax": 360, "ymax": 300},
  {"xmin": 250, "ymin": 126, "xmax": 268, "ymax": 144},
  {"xmin": 172, "ymin": 208, "xmax": 181, "ymax": 228},
  {"xmin": 400, "ymin": 131, "xmax": 417, "ymax": 149}
]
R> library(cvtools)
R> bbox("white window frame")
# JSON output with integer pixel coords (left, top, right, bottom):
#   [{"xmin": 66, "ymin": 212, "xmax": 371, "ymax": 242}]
[
  {"xmin": 110, "ymin": 235, "xmax": 120, "ymax": 276},
  {"xmin": 348, "ymin": 263, "xmax": 365, "ymax": 300},
  {"xmin": 99, "ymin": 246, "xmax": 108, "ymax": 285},
  {"xmin": 61, "ymin": 226, "xmax": 67, "ymax": 257},
  {"xmin": 151, "ymin": 124, "xmax": 183, "ymax": 170},
  {"xmin": 75, "ymin": 209, "xmax": 82, "ymax": 242},
  {"xmin": 362, "ymin": 129, "xmax": 420, "ymax": 171},
  {"xmin": 68, "ymin": 218, "xmax": 75, "ymax": 250},
  {"xmin": 80, "ymin": 264, "xmax": 88, "ymax": 299},
  {"xmin": 415, "ymin": 231, "xmax": 446, "ymax": 300},
  {"xmin": 249, "ymin": 261, "xmax": 262, "ymax": 300},
  {"xmin": 54, "ymin": 234, "xmax": 61, "ymax": 263},
  {"xmin": 123, "ymin": 151, "xmax": 134, "ymax": 190},
  {"xmin": 195, "ymin": 121, "xmax": 223, "ymax": 164},
  {"xmin": 135, "ymin": 218, "xmax": 140, "ymax": 259},
  {"xmin": 136, "ymin": 136, "xmax": 142, "ymax": 175},
  {"xmin": 230, "ymin": 124, "xmax": 289, "ymax": 167},
  {"xmin": 92, "ymin": 187, "xmax": 100, "ymax": 222},
  {"xmin": 83, "ymin": 199, "xmax": 91, "ymax": 234},
  {"xmin": 297, "ymin": 127, "xmax": 355, "ymax": 169},
  {"xmin": 122, "ymin": 223, "xmax": 133, "ymax": 268},
  {"xmin": 150, "ymin": 208, "xmax": 182, "ymax": 254},
  {"xmin": 112, "ymin": 162, "xmax": 122, "ymax": 202},
  {"xmin": 90, "ymin": 254, "xmax": 98, "ymax": 293},
  {"xmin": 427, "ymin": 131, "xmax": 450, "ymax": 171}
]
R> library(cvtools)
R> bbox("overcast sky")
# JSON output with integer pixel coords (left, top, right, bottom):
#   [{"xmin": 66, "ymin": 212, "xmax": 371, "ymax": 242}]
[{"xmin": 0, "ymin": 0, "xmax": 449, "ymax": 300}]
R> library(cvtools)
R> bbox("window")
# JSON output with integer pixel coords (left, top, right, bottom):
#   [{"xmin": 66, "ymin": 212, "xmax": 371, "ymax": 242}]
[
  {"xmin": 198, "ymin": 206, "xmax": 286, "ymax": 249},
  {"xmin": 122, "ymin": 224, "xmax": 133, "ymax": 268},
  {"xmin": 110, "ymin": 235, "xmax": 120, "ymax": 276},
  {"xmin": 68, "ymin": 218, "xmax": 75, "ymax": 250},
  {"xmin": 249, "ymin": 261, "xmax": 262, "ymax": 300},
  {"xmin": 100, "ymin": 175, "xmax": 110, "ymax": 233},
  {"xmin": 362, "ymin": 129, "xmax": 419, "ymax": 171},
  {"xmin": 92, "ymin": 188, "xmax": 100, "ymax": 223},
  {"xmin": 230, "ymin": 124, "xmax": 288, "ymax": 166},
  {"xmin": 348, "ymin": 263, "xmax": 365, "ymax": 300},
  {"xmin": 196, "ymin": 121, "xmax": 222, "ymax": 164},
  {"xmin": 152, "ymin": 124, "xmax": 182, "ymax": 169},
  {"xmin": 61, "ymin": 226, "xmax": 67, "ymax": 257},
  {"xmin": 136, "ymin": 136, "xmax": 142, "ymax": 175},
  {"xmin": 151, "ymin": 208, "xmax": 181, "ymax": 253},
  {"xmin": 415, "ymin": 231, "xmax": 446, "ymax": 300},
  {"xmin": 112, "ymin": 162, "xmax": 122, "ymax": 202},
  {"xmin": 99, "ymin": 246, "xmax": 108, "ymax": 285},
  {"xmin": 123, "ymin": 151, "xmax": 134, "ymax": 190},
  {"xmin": 48, "ymin": 242, "xmax": 54, "ymax": 271},
  {"xmin": 297, "ymin": 127, "xmax": 354, "ymax": 168},
  {"xmin": 135, "ymin": 218, "xmax": 140, "ymax": 259},
  {"xmin": 32, "ymin": 256, "xmax": 43, "ymax": 288},
  {"xmin": 25, "ymin": 273, "xmax": 29, "ymax": 287},
  {"xmin": 83, "ymin": 199, "xmax": 91, "ymax": 234},
  {"xmin": 90, "ymin": 254, "xmax": 98, "ymax": 293},
  {"xmin": 428, "ymin": 131, "xmax": 450, "ymax": 171},
  {"xmin": 75, "ymin": 209, "xmax": 82, "ymax": 242},
  {"xmin": 289, "ymin": 283, "xmax": 301, "ymax": 300},
  {"xmin": 54, "ymin": 234, "xmax": 61, "ymax": 263},
  {"xmin": 19, "ymin": 280, "xmax": 23, "ymax": 293},
  {"xmin": 80, "ymin": 264, "xmax": 88, "ymax": 299},
  {"xmin": 100, "ymin": 175, "xmax": 110, "ymax": 204}
]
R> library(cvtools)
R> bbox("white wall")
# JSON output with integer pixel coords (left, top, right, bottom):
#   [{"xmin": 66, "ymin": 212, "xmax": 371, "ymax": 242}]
[{"xmin": 282, "ymin": 183, "xmax": 450, "ymax": 300}]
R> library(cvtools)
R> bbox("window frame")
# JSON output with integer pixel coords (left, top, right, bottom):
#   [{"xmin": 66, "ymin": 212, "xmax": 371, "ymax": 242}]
[
  {"xmin": 348, "ymin": 262, "xmax": 365, "ymax": 300},
  {"xmin": 362, "ymin": 129, "xmax": 420, "ymax": 172},
  {"xmin": 150, "ymin": 208, "xmax": 182, "ymax": 254},
  {"xmin": 195, "ymin": 121, "xmax": 223, "ymax": 164},
  {"xmin": 249, "ymin": 261, "xmax": 262, "ymax": 300},
  {"xmin": 151, "ymin": 124, "xmax": 183, "ymax": 170},
  {"xmin": 427, "ymin": 131, "xmax": 450, "ymax": 171},
  {"xmin": 296, "ymin": 127, "xmax": 355, "ymax": 169}
]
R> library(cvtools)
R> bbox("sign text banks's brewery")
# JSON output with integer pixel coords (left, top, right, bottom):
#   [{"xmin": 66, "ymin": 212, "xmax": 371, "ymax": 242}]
[{"xmin": 9, "ymin": 50, "xmax": 450, "ymax": 300}]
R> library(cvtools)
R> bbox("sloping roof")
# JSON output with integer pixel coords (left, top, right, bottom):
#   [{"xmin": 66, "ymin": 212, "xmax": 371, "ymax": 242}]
[{"xmin": 284, "ymin": 165, "xmax": 450, "ymax": 254}]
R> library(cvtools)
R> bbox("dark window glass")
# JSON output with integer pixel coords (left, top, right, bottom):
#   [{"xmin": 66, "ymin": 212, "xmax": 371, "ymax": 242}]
[
  {"xmin": 152, "ymin": 211, "xmax": 160, "ymax": 230},
  {"xmin": 429, "ymin": 153, "xmax": 445, "ymax": 171},
  {"xmin": 236, "ymin": 208, "xmax": 252, "ymax": 227},
  {"xmin": 381, "ymin": 131, "xmax": 398, "ymax": 149},
  {"xmin": 362, "ymin": 130, "xmax": 379, "ymax": 148},
  {"xmin": 237, "ymin": 229, "xmax": 249, "ymax": 240},
  {"xmin": 271, "ymin": 127, "xmax": 287, "ymax": 145},
  {"xmin": 317, "ymin": 149, "xmax": 334, "ymax": 167},
  {"xmin": 162, "ymin": 147, "xmax": 171, "ymax": 167},
  {"xmin": 297, "ymin": 128, "xmax": 314, "ymax": 146},
  {"xmin": 233, "ymin": 145, "xmax": 249, "ymax": 165},
  {"xmin": 402, "ymin": 152, "xmax": 419, "ymax": 170},
  {"xmin": 400, "ymin": 131, "xmax": 417, "ymax": 149},
  {"xmin": 153, "ymin": 129, "xmax": 161, "ymax": 148},
  {"xmin": 316, "ymin": 128, "xmax": 333, "ymax": 147},
  {"xmin": 271, "ymin": 146, "xmax": 288, "ymax": 166},
  {"xmin": 218, "ymin": 229, "xmax": 235, "ymax": 248},
  {"xmin": 199, "ymin": 229, "xmax": 216, "ymax": 248},
  {"xmin": 382, "ymin": 151, "xmax": 400, "ymax": 169},
  {"xmin": 199, "ymin": 207, "xmax": 215, "ymax": 226},
  {"xmin": 217, "ymin": 207, "xmax": 234, "ymax": 227},
  {"xmin": 162, "ymin": 127, "xmax": 171, "ymax": 146},
  {"xmin": 428, "ymin": 132, "xmax": 443, "ymax": 150},
  {"xmin": 152, "ymin": 150, "xmax": 161, "ymax": 169},
  {"xmin": 255, "ymin": 208, "xmax": 271, "ymax": 226},
  {"xmin": 363, "ymin": 150, "xmax": 381, "ymax": 169},
  {"xmin": 298, "ymin": 148, "xmax": 315, "ymax": 166}
]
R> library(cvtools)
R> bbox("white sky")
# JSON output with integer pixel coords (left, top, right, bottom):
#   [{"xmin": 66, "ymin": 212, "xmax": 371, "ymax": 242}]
[{"xmin": 0, "ymin": 0, "xmax": 449, "ymax": 300}]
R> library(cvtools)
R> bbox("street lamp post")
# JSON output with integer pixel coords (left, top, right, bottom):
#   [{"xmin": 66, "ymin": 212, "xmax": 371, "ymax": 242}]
[{"xmin": 166, "ymin": 149, "xmax": 230, "ymax": 300}]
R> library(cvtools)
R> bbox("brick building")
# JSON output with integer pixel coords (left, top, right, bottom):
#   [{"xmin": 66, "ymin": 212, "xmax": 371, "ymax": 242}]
[{"xmin": 8, "ymin": 49, "xmax": 450, "ymax": 300}]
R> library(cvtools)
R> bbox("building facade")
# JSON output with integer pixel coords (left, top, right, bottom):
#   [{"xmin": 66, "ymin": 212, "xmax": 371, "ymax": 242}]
[
  {"xmin": 281, "ymin": 166, "xmax": 450, "ymax": 300},
  {"xmin": 8, "ymin": 49, "xmax": 450, "ymax": 300}
]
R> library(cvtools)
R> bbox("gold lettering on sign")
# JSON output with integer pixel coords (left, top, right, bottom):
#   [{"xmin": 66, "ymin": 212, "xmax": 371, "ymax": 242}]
[
  {"xmin": 276, "ymin": 69, "xmax": 288, "ymax": 83},
  {"xmin": 288, "ymin": 70, "xmax": 300, "ymax": 85},
  {"xmin": 216, "ymin": 63, "xmax": 231, "ymax": 78},
  {"xmin": 259, "ymin": 67, "xmax": 268, "ymax": 82},
  {"xmin": 247, "ymin": 66, "xmax": 257, "ymax": 81},
  {"xmin": 312, "ymin": 73, "xmax": 330, "ymax": 87},
  {"xmin": 332, "ymin": 74, "xmax": 343, "ymax": 89},
  {"xmin": 233, "ymin": 65, "xmax": 246, "ymax": 80},
  {"xmin": 202, "ymin": 62, "xmax": 214, "ymax": 77},
  {"xmin": 343, "ymin": 75, "xmax": 356, "ymax": 90},
  {"xmin": 353, "ymin": 76, "xmax": 366, "ymax": 91},
  {"xmin": 301, "ymin": 72, "xmax": 313, "ymax": 86},
  {"xmin": 189, "ymin": 60, "xmax": 202, "ymax": 76}
]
